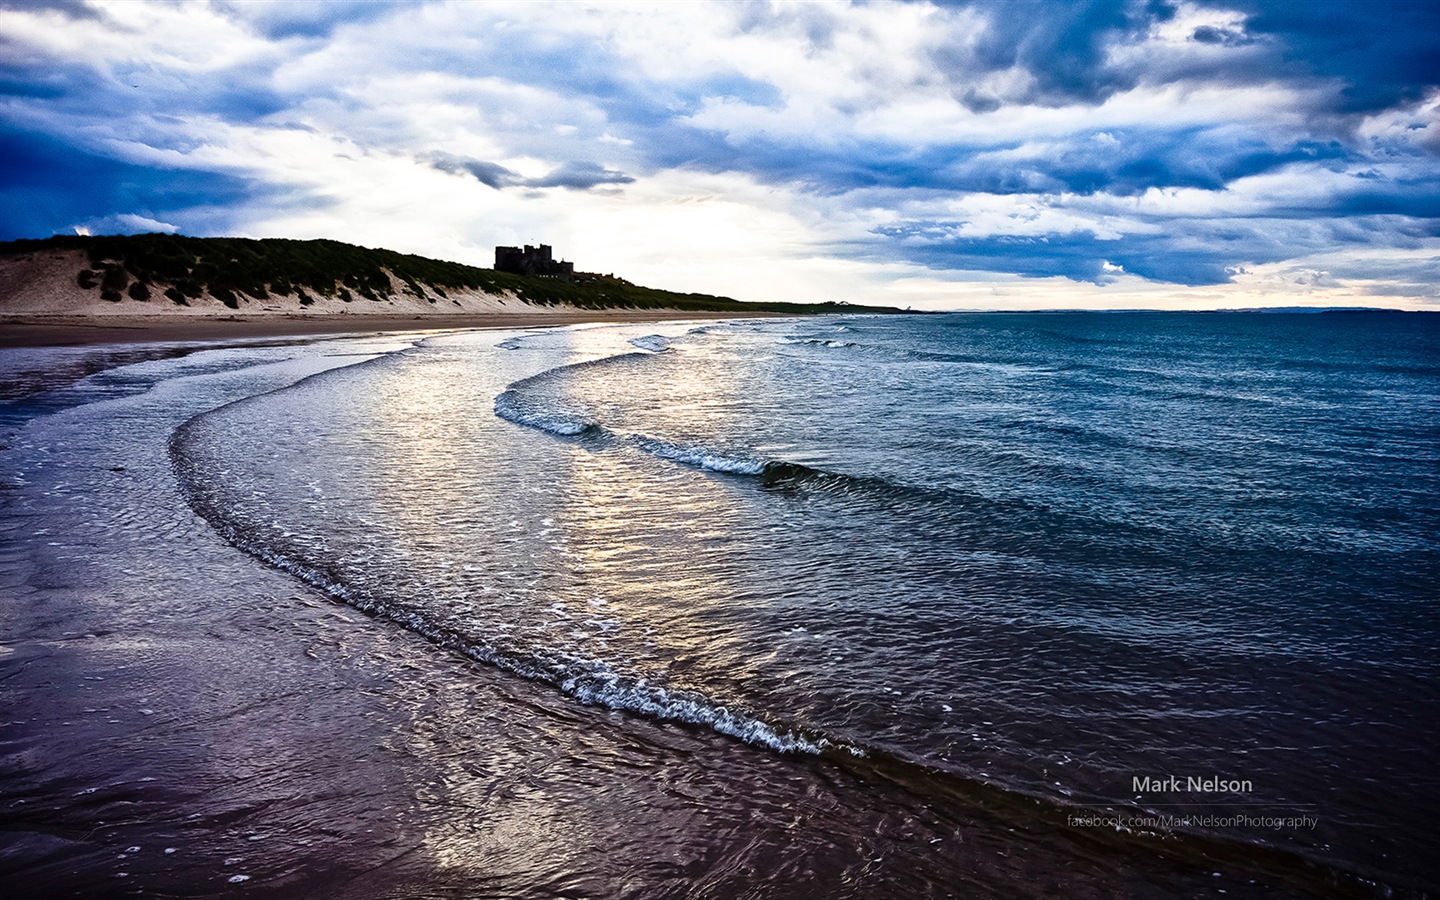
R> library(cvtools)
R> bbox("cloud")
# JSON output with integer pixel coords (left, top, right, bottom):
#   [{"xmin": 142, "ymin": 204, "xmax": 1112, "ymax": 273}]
[
  {"xmin": 0, "ymin": 0, "xmax": 1434, "ymax": 306},
  {"xmin": 428, "ymin": 154, "xmax": 634, "ymax": 191},
  {"xmin": 527, "ymin": 160, "xmax": 635, "ymax": 190},
  {"xmin": 935, "ymin": 0, "xmax": 1140, "ymax": 108},
  {"xmin": 1189, "ymin": 24, "xmax": 1251, "ymax": 47},
  {"xmin": 217, "ymin": 0, "xmax": 407, "ymax": 41},
  {"xmin": 75, "ymin": 212, "xmax": 179, "ymax": 235},
  {"xmin": 428, "ymin": 153, "xmax": 523, "ymax": 189},
  {"xmin": 0, "ymin": 0, "xmax": 104, "ymax": 22},
  {"xmin": 1238, "ymin": 0, "xmax": 1440, "ymax": 113},
  {"xmin": 0, "ymin": 124, "xmax": 256, "ymax": 240}
]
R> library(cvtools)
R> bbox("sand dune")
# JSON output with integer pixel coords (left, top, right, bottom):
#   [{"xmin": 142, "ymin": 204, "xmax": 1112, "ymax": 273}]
[{"xmin": 0, "ymin": 245, "xmax": 744, "ymax": 347}]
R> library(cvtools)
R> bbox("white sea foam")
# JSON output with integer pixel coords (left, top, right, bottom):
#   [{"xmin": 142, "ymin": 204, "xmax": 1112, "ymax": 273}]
[
  {"xmin": 493, "ymin": 391, "xmax": 593, "ymax": 436},
  {"xmin": 176, "ymin": 476, "xmax": 835, "ymax": 759},
  {"xmin": 627, "ymin": 335, "xmax": 672, "ymax": 353},
  {"xmin": 630, "ymin": 435, "xmax": 767, "ymax": 475},
  {"xmin": 557, "ymin": 662, "xmax": 827, "ymax": 754}
]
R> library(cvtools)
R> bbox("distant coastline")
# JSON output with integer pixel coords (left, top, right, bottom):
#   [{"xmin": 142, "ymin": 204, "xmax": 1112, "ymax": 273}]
[{"xmin": 0, "ymin": 234, "xmax": 907, "ymax": 347}]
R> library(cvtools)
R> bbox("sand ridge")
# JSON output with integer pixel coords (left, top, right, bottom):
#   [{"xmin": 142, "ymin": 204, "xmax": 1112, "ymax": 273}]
[{"xmin": 0, "ymin": 245, "xmax": 544, "ymax": 318}]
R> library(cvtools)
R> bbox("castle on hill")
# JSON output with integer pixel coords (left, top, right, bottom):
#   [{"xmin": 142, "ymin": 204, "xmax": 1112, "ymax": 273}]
[
  {"xmin": 493, "ymin": 244, "xmax": 574, "ymax": 279},
  {"xmin": 493, "ymin": 244, "xmax": 626, "ymax": 285}
]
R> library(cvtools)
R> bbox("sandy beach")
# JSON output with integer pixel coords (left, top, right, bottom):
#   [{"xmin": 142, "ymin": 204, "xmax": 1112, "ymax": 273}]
[{"xmin": 0, "ymin": 309, "xmax": 762, "ymax": 349}]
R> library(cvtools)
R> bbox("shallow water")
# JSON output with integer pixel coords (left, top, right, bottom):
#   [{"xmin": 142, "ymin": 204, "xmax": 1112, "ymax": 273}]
[{"xmin": 2, "ymin": 312, "xmax": 1436, "ymax": 897}]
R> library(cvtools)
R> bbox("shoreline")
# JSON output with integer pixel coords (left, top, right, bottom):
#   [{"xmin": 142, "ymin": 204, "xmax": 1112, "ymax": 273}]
[{"xmin": 0, "ymin": 308, "xmax": 772, "ymax": 349}]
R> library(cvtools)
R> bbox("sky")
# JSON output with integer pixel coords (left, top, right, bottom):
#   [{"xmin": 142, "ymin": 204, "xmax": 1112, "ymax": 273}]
[{"xmin": 1, "ymin": 0, "xmax": 1437, "ymax": 310}]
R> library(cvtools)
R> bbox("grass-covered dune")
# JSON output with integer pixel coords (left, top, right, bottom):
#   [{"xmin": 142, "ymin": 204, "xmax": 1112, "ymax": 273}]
[{"xmin": 0, "ymin": 233, "xmax": 905, "ymax": 316}]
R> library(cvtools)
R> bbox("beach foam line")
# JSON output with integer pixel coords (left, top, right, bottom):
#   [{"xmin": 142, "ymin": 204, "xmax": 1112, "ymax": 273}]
[
  {"xmin": 493, "ymin": 389, "xmax": 596, "ymax": 436},
  {"xmin": 488, "ymin": 344, "xmax": 871, "ymax": 486},
  {"xmin": 628, "ymin": 434, "xmax": 768, "ymax": 475},
  {"xmin": 778, "ymin": 334, "xmax": 1057, "ymax": 375},
  {"xmin": 171, "ymin": 416, "xmax": 832, "ymax": 756},
  {"xmin": 627, "ymin": 334, "xmax": 672, "ymax": 353}
]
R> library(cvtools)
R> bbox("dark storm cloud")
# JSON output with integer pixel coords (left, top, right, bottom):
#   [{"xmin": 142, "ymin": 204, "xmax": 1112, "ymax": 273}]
[
  {"xmin": 639, "ymin": 123, "xmax": 1354, "ymax": 200},
  {"xmin": 1236, "ymin": 0, "xmax": 1440, "ymax": 113},
  {"xmin": 428, "ymin": 155, "xmax": 634, "ymax": 191},
  {"xmin": 0, "ymin": 126, "xmax": 256, "ymax": 240},
  {"xmin": 932, "ymin": 0, "xmax": 1141, "ymax": 108},
  {"xmin": 870, "ymin": 209, "xmax": 1440, "ymax": 287},
  {"xmin": 1189, "ymin": 24, "xmax": 1250, "ymax": 46},
  {"xmin": 871, "ymin": 220, "xmax": 1241, "ymax": 285},
  {"xmin": 927, "ymin": 0, "xmax": 1439, "ymax": 116},
  {"xmin": 428, "ymin": 154, "xmax": 523, "ymax": 189},
  {"xmin": 527, "ymin": 161, "xmax": 635, "ymax": 190}
]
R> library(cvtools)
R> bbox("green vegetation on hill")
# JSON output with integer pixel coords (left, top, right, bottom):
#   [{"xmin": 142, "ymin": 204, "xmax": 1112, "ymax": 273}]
[{"xmin": 2, "ymin": 234, "xmax": 908, "ymax": 315}]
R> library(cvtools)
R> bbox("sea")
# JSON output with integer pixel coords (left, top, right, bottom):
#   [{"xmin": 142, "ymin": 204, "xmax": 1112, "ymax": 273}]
[{"xmin": 1, "ymin": 310, "xmax": 1436, "ymax": 898}]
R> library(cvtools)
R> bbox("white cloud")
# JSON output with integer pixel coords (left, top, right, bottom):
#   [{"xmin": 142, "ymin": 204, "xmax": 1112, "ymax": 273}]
[{"xmin": 75, "ymin": 213, "xmax": 180, "ymax": 235}]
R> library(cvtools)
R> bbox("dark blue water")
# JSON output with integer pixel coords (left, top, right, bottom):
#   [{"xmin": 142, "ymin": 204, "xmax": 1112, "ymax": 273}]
[{"xmin": 155, "ymin": 311, "xmax": 1438, "ymax": 894}]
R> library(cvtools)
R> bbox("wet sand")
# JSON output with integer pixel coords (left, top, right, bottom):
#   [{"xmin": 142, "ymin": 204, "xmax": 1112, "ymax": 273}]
[{"xmin": 0, "ymin": 309, "xmax": 766, "ymax": 349}]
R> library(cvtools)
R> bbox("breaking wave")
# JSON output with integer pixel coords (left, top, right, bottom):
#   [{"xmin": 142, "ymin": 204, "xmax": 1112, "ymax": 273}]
[
  {"xmin": 493, "ymin": 389, "xmax": 596, "ymax": 436},
  {"xmin": 780, "ymin": 335, "xmax": 1053, "ymax": 376},
  {"xmin": 627, "ymin": 334, "xmax": 673, "ymax": 353},
  {"xmin": 628, "ymin": 435, "xmax": 768, "ymax": 475}
]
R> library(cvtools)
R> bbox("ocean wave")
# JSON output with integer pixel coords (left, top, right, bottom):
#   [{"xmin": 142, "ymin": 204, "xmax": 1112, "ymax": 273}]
[
  {"xmin": 490, "ymin": 353, "xmax": 656, "ymax": 437},
  {"xmin": 487, "ymin": 340, "xmax": 1086, "ymax": 525},
  {"xmin": 629, "ymin": 435, "xmax": 769, "ymax": 475},
  {"xmin": 779, "ymin": 336, "xmax": 1050, "ymax": 374},
  {"xmin": 493, "ymin": 389, "xmax": 596, "ymax": 436},
  {"xmin": 622, "ymin": 432, "xmax": 912, "ymax": 502},
  {"xmin": 491, "ymin": 352, "xmax": 1012, "ymax": 510},
  {"xmin": 781, "ymin": 337, "xmax": 859, "ymax": 351},
  {"xmin": 557, "ymin": 664, "xmax": 827, "ymax": 754},
  {"xmin": 627, "ymin": 334, "xmax": 672, "ymax": 353},
  {"xmin": 489, "ymin": 343, "xmax": 831, "ymax": 482},
  {"xmin": 490, "ymin": 346, "xmax": 900, "ymax": 491},
  {"xmin": 158, "ymin": 318, "xmax": 1427, "ymax": 899}
]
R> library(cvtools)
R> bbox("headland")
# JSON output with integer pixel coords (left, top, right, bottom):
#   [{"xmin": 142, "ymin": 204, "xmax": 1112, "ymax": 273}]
[{"xmin": 0, "ymin": 234, "xmax": 903, "ymax": 347}]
